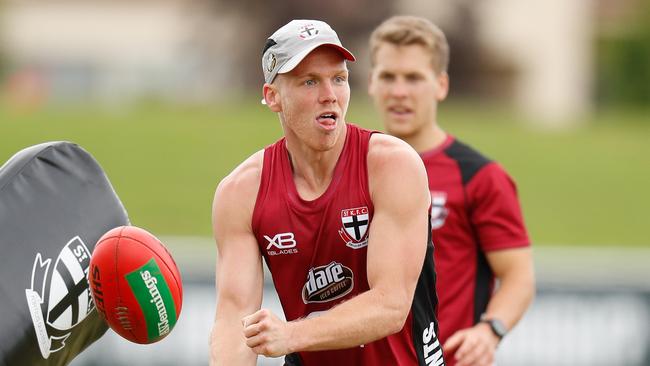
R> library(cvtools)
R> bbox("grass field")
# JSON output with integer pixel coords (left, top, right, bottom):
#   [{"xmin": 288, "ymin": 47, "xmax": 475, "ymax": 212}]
[{"xmin": 1, "ymin": 97, "xmax": 648, "ymax": 247}]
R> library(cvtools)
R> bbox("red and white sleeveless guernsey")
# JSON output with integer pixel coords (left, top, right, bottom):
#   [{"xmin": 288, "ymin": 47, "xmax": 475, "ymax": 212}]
[{"xmin": 252, "ymin": 123, "xmax": 445, "ymax": 366}]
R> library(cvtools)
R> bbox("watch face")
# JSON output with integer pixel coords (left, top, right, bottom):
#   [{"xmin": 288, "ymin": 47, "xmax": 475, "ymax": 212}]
[{"xmin": 490, "ymin": 319, "xmax": 507, "ymax": 338}]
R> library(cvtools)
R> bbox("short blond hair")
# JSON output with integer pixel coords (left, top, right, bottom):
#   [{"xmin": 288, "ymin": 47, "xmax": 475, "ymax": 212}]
[{"xmin": 369, "ymin": 15, "xmax": 449, "ymax": 74}]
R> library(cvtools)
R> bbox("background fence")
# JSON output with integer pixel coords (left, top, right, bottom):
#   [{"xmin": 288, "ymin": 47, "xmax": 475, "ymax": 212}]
[{"xmin": 72, "ymin": 242, "xmax": 650, "ymax": 366}]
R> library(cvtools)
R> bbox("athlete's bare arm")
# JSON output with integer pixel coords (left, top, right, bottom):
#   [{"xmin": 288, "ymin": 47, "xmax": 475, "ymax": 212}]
[
  {"xmin": 443, "ymin": 248, "xmax": 534, "ymax": 366},
  {"xmin": 209, "ymin": 151, "xmax": 265, "ymax": 366},
  {"xmin": 242, "ymin": 134, "xmax": 431, "ymax": 355},
  {"xmin": 484, "ymin": 247, "xmax": 534, "ymax": 333}
]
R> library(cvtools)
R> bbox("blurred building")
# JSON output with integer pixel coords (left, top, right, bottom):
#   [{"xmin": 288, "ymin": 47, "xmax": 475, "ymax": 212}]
[
  {"xmin": 0, "ymin": 0, "xmax": 232, "ymax": 103},
  {"xmin": 397, "ymin": 0, "xmax": 595, "ymax": 126},
  {"xmin": 1, "ymin": 0, "xmax": 646, "ymax": 124}
]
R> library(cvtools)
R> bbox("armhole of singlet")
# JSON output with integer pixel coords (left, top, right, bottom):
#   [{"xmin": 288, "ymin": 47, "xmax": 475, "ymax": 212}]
[
  {"xmin": 361, "ymin": 130, "xmax": 381, "ymax": 212},
  {"xmin": 251, "ymin": 148, "xmax": 270, "ymax": 234}
]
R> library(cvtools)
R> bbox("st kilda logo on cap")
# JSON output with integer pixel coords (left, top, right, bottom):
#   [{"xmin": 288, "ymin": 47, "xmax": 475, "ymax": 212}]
[
  {"xmin": 299, "ymin": 24, "xmax": 319, "ymax": 40},
  {"xmin": 302, "ymin": 261, "xmax": 353, "ymax": 304}
]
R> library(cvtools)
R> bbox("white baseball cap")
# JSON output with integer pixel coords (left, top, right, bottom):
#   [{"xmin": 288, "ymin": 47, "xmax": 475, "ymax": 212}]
[{"xmin": 261, "ymin": 19, "xmax": 355, "ymax": 85}]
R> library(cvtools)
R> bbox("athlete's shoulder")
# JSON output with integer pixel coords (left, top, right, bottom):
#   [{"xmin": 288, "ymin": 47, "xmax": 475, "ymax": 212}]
[
  {"xmin": 443, "ymin": 138, "xmax": 493, "ymax": 185},
  {"xmin": 367, "ymin": 133, "xmax": 428, "ymax": 194},
  {"xmin": 368, "ymin": 133, "xmax": 422, "ymax": 168},
  {"xmin": 215, "ymin": 150, "xmax": 264, "ymax": 207},
  {"xmin": 445, "ymin": 139, "xmax": 520, "ymax": 196}
]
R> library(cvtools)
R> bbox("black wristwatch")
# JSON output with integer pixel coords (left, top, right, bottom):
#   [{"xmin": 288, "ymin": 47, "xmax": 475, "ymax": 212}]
[{"xmin": 480, "ymin": 316, "xmax": 508, "ymax": 340}]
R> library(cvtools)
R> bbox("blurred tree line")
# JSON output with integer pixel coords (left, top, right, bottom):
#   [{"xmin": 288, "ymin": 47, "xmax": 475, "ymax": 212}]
[
  {"xmin": 0, "ymin": 4, "xmax": 6, "ymax": 83},
  {"xmin": 597, "ymin": 0, "xmax": 650, "ymax": 108}
]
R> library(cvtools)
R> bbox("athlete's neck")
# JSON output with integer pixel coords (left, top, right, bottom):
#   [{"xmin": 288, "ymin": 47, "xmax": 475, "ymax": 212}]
[
  {"xmin": 402, "ymin": 123, "xmax": 447, "ymax": 154},
  {"xmin": 284, "ymin": 124, "xmax": 348, "ymax": 200}
]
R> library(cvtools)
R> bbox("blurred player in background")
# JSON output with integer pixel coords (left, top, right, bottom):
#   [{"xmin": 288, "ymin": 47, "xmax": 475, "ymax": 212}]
[
  {"xmin": 368, "ymin": 15, "xmax": 535, "ymax": 366},
  {"xmin": 210, "ymin": 19, "xmax": 445, "ymax": 365}
]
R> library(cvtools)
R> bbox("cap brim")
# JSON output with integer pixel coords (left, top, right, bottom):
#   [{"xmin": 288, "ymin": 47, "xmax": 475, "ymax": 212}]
[{"xmin": 278, "ymin": 43, "xmax": 356, "ymax": 75}]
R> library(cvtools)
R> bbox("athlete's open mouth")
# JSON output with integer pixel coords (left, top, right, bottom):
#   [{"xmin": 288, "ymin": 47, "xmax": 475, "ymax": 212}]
[
  {"xmin": 316, "ymin": 112, "xmax": 338, "ymax": 129},
  {"xmin": 388, "ymin": 105, "xmax": 413, "ymax": 116}
]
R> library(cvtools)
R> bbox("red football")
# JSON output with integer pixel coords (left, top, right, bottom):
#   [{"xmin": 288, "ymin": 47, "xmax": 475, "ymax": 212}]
[{"xmin": 88, "ymin": 226, "xmax": 182, "ymax": 344}]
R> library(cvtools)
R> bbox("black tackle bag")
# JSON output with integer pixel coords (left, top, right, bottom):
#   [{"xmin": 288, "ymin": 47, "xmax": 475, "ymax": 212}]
[{"xmin": 0, "ymin": 142, "xmax": 129, "ymax": 365}]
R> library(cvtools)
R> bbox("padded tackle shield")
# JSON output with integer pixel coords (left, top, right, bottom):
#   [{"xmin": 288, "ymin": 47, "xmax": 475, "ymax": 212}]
[{"xmin": 0, "ymin": 142, "xmax": 129, "ymax": 365}]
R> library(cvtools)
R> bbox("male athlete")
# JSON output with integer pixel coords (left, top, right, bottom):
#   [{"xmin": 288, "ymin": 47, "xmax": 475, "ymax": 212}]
[
  {"xmin": 209, "ymin": 20, "xmax": 445, "ymax": 366},
  {"xmin": 368, "ymin": 16, "xmax": 535, "ymax": 366}
]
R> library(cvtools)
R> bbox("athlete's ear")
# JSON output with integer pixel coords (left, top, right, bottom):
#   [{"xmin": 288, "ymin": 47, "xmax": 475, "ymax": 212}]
[
  {"xmin": 435, "ymin": 72, "xmax": 449, "ymax": 102},
  {"xmin": 263, "ymin": 83, "xmax": 282, "ymax": 112}
]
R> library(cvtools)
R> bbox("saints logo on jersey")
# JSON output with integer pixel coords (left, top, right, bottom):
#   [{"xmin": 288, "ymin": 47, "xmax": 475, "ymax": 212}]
[
  {"xmin": 430, "ymin": 191, "xmax": 449, "ymax": 229},
  {"xmin": 25, "ymin": 236, "xmax": 94, "ymax": 359},
  {"xmin": 338, "ymin": 206, "xmax": 369, "ymax": 249}
]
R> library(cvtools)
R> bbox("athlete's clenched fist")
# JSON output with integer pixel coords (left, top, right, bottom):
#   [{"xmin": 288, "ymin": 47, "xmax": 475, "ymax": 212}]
[{"xmin": 242, "ymin": 309, "xmax": 294, "ymax": 357}]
